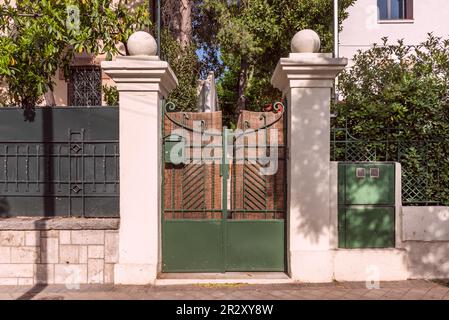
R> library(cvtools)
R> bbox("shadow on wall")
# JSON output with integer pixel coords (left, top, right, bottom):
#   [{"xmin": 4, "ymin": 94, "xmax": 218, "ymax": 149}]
[
  {"xmin": 403, "ymin": 207, "xmax": 449, "ymax": 279},
  {"xmin": 406, "ymin": 242, "xmax": 449, "ymax": 279},
  {"xmin": 16, "ymin": 107, "xmax": 53, "ymax": 299},
  {"xmin": 289, "ymin": 88, "xmax": 333, "ymax": 245},
  {"xmin": 0, "ymin": 198, "xmax": 10, "ymax": 217}
]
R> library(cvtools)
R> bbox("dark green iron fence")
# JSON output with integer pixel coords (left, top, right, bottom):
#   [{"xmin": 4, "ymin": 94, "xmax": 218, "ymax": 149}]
[
  {"xmin": 0, "ymin": 107, "xmax": 119, "ymax": 217},
  {"xmin": 331, "ymin": 125, "xmax": 449, "ymax": 206}
]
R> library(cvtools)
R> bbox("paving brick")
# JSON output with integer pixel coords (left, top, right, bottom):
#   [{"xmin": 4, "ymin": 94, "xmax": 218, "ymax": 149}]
[
  {"xmin": 25, "ymin": 231, "xmax": 40, "ymax": 246},
  {"xmin": 0, "ymin": 231, "xmax": 25, "ymax": 246},
  {"xmin": 11, "ymin": 247, "xmax": 40, "ymax": 263},
  {"xmin": 88, "ymin": 259, "xmax": 104, "ymax": 284},
  {"xmin": 104, "ymin": 232, "xmax": 118, "ymax": 263},
  {"xmin": 88, "ymin": 246, "xmax": 104, "ymax": 259},
  {"xmin": 60, "ymin": 245, "xmax": 79, "ymax": 264},
  {"xmin": 71, "ymin": 231, "xmax": 104, "ymax": 245},
  {"xmin": 0, "ymin": 247, "xmax": 11, "ymax": 263},
  {"xmin": 40, "ymin": 237, "xmax": 59, "ymax": 263}
]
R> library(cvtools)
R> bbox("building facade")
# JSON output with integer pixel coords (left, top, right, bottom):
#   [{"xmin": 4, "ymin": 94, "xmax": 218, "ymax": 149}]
[{"xmin": 340, "ymin": 0, "xmax": 449, "ymax": 63}]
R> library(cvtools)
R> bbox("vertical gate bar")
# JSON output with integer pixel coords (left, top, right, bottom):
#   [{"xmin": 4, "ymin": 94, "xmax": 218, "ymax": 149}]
[
  {"xmin": 263, "ymin": 114, "xmax": 268, "ymax": 219},
  {"xmin": 211, "ymin": 142, "xmax": 215, "ymax": 218},
  {"xmin": 36, "ymin": 145, "xmax": 39, "ymax": 192},
  {"xmin": 81, "ymin": 129, "xmax": 85, "ymax": 217},
  {"xmin": 232, "ymin": 136, "xmax": 236, "ymax": 218},
  {"xmin": 103, "ymin": 145, "xmax": 107, "ymax": 192},
  {"xmin": 93, "ymin": 145, "xmax": 96, "ymax": 193},
  {"xmin": 3, "ymin": 146, "xmax": 7, "ymax": 191},
  {"xmin": 15, "ymin": 145, "xmax": 18, "ymax": 192},
  {"xmin": 114, "ymin": 145, "xmax": 118, "ymax": 193},
  {"xmin": 202, "ymin": 121, "xmax": 206, "ymax": 219},
  {"xmin": 26, "ymin": 145, "xmax": 29, "ymax": 192},
  {"xmin": 221, "ymin": 127, "xmax": 229, "ymax": 272},
  {"xmin": 68, "ymin": 130, "xmax": 72, "ymax": 217},
  {"xmin": 58, "ymin": 145, "xmax": 61, "ymax": 191}
]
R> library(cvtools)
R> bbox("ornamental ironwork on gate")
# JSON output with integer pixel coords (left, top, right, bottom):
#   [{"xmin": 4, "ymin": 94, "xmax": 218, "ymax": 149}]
[{"xmin": 161, "ymin": 100, "xmax": 287, "ymax": 272}]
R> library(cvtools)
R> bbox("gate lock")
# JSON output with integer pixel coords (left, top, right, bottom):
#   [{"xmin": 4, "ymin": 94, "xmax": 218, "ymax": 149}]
[{"xmin": 164, "ymin": 134, "xmax": 186, "ymax": 165}]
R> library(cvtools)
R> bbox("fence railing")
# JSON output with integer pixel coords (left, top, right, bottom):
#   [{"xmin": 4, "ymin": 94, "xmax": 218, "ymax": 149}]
[
  {"xmin": 0, "ymin": 106, "xmax": 119, "ymax": 217},
  {"xmin": 331, "ymin": 127, "xmax": 449, "ymax": 206}
]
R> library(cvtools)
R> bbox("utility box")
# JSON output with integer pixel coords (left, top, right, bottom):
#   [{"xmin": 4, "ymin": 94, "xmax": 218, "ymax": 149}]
[{"xmin": 338, "ymin": 163, "xmax": 395, "ymax": 248}]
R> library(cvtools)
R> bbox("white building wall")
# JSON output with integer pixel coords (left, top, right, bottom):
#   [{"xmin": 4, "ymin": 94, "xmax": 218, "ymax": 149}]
[{"xmin": 340, "ymin": 0, "xmax": 449, "ymax": 62}]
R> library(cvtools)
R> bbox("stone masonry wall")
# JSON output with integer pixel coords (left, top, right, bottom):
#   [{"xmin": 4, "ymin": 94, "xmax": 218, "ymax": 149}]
[{"xmin": 0, "ymin": 219, "xmax": 119, "ymax": 286}]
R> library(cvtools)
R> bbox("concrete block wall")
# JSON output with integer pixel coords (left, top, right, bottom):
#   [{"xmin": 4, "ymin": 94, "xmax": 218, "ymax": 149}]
[
  {"xmin": 402, "ymin": 206, "xmax": 449, "ymax": 279},
  {"xmin": 0, "ymin": 219, "xmax": 119, "ymax": 285}
]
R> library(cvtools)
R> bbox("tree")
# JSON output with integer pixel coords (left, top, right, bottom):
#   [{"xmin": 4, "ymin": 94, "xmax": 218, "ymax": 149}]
[
  {"xmin": 336, "ymin": 34, "xmax": 449, "ymax": 140},
  {"xmin": 160, "ymin": 0, "xmax": 199, "ymax": 111},
  {"xmin": 0, "ymin": 0, "xmax": 150, "ymax": 109},
  {"xmin": 195, "ymin": 0, "xmax": 356, "ymax": 122}
]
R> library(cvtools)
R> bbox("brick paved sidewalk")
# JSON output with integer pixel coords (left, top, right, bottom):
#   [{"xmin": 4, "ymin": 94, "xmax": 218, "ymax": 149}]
[{"xmin": 0, "ymin": 280, "xmax": 448, "ymax": 300}]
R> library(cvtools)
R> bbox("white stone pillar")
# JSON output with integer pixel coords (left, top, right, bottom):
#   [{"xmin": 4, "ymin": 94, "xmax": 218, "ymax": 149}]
[
  {"xmin": 271, "ymin": 30, "xmax": 347, "ymax": 282},
  {"xmin": 101, "ymin": 32, "xmax": 178, "ymax": 284}
]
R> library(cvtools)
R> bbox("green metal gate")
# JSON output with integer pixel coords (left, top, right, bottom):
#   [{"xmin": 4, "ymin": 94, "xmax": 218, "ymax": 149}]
[{"xmin": 161, "ymin": 102, "xmax": 287, "ymax": 272}]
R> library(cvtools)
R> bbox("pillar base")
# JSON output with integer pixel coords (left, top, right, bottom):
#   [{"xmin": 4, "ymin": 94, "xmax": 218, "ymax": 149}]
[
  {"xmin": 114, "ymin": 263, "xmax": 157, "ymax": 285},
  {"xmin": 333, "ymin": 249, "xmax": 409, "ymax": 281},
  {"xmin": 289, "ymin": 250, "xmax": 334, "ymax": 283}
]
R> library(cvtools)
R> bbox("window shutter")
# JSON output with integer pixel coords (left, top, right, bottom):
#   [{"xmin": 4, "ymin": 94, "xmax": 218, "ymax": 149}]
[{"xmin": 405, "ymin": 0, "xmax": 414, "ymax": 19}]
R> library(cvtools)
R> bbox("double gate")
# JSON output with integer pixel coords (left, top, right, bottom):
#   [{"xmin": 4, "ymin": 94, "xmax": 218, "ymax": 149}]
[{"xmin": 162, "ymin": 102, "xmax": 287, "ymax": 272}]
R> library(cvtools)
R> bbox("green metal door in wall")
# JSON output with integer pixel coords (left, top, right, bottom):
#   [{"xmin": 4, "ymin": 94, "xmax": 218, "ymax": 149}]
[
  {"xmin": 338, "ymin": 162, "xmax": 396, "ymax": 248},
  {"xmin": 161, "ymin": 102, "xmax": 287, "ymax": 272}
]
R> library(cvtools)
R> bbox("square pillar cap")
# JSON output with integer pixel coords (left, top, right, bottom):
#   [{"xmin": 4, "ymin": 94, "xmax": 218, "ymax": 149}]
[
  {"xmin": 101, "ymin": 56, "xmax": 178, "ymax": 97},
  {"xmin": 271, "ymin": 53, "xmax": 348, "ymax": 93}
]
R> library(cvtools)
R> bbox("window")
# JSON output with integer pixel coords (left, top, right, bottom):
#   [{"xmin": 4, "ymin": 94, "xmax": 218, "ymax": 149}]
[
  {"xmin": 68, "ymin": 66, "xmax": 102, "ymax": 106},
  {"xmin": 378, "ymin": 0, "xmax": 413, "ymax": 20}
]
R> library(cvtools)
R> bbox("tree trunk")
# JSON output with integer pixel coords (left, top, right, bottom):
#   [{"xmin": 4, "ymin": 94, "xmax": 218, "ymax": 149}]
[
  {"xmin": 162, "ymin": 0, "xmax": 193, "ymax": 49},
  {"xmin": 235, "ymin": 56, "xmax": 248, "ymax": 117}
]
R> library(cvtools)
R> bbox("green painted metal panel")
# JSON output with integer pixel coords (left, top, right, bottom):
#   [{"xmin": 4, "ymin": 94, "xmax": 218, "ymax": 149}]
[
  {"xmin": 345, "ymin": 206, "xmax": 395, "ymax": 248},
  {"xmin": 226, "ymin": 221, "xmax": 285, "ymax": 271},
  {"xmin": 338, "ymin": 206, "xmax": 346, "ymax": 248},
  {"xmin": 162, "ymin": 221, "xmax": 223, "ymax": 272},
  {"xmin": 338, "ymin": 162, "xmax": 395, "ymax": 249},
  {"xmin": 0, "ymin": 107, "xmax": 119, "ymax": 217},
  {"xmin": 164, "ymin": 135, "xmax": 185, "ymax": 164},
  {"xmin": 344, "ymin": 163, "xmax": 395, "ymax": 205}
]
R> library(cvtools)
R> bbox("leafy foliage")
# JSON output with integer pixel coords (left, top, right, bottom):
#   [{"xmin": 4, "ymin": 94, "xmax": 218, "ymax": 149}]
[
  {"xmin": 102, "ymin": 84, "xmax": 119, "ymax": 106},
  {"xmin": 161, "ymin": 28, "xmax": 199, "ymax": 111},
  {"xmin": 195, "ymin": 0, "xmax": 355, "ymax": 123},
  {"xmin": 335, "ymin": 34, "xmax": 449, "ymax": 205}
]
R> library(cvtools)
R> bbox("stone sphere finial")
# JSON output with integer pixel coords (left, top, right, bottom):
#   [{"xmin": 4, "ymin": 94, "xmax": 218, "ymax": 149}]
[
  {"xmin": 127, "ymin": 31, "xmax": 158, "ymax": 56},
  {"xmin": 291, "ymin": 29, "xmax": 321, "ymax": 53}
]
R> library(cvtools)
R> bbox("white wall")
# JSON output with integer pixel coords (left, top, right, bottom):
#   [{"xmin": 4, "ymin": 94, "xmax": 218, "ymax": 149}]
[{"xmin": 340, "ymin": 0, "xmax": 449, "ymax": 62}]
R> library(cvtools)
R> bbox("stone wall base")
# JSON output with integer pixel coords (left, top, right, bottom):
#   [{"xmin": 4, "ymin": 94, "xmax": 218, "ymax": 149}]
[
  {"xmin": 333, "ymin": 248, "xmax": 409, "ymax": 282},
  {"xmin": 0, "ymin": 219, "xmax": 119, "ymax": 285}
]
